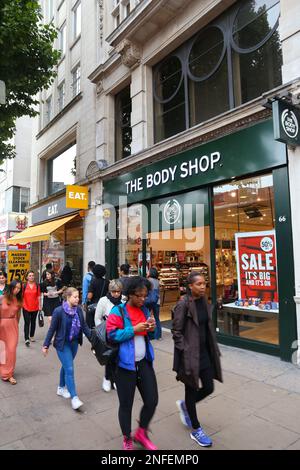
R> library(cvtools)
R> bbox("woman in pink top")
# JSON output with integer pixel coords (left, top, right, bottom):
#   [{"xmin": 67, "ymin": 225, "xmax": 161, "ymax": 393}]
[{"xmin": 0, "ymin": 280, "xmax": 22, "ymax": 384}]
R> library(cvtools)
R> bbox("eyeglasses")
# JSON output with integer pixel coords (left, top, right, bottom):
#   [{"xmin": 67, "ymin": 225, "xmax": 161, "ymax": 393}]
[{"xmin": 133, "ymin": 293, "xmax": 147, "ymax": 299}]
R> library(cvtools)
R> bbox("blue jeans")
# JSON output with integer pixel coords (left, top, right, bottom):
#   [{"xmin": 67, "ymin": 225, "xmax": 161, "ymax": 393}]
[
  {"xmin": 57, "ymin": 340, "xmax": 79, "ymax": 398},
  {"xmin": 152, "ymin": 304, "xmax": 162, "ymax": 339}
]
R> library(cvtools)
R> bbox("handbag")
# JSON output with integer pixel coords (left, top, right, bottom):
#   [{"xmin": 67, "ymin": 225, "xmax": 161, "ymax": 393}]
[{"xmin": 38, "ymin": 310, "xmax": 44, "ymax": 328}]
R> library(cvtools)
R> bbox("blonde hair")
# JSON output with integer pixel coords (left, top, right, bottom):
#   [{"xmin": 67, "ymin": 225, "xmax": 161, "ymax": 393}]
[
  {"xmin": 62, "ymin": 287, "xmax": 78, "ymax": 301},
  {"xmin": 109, "ymin": 279, "xmax": 122, "ymax": 292}
]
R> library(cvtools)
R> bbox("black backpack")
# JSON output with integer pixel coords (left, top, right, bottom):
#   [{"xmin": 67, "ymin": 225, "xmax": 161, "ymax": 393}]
[{"xmin": 90, "ymin": 306, "xmax": 124, "ymax": 366}]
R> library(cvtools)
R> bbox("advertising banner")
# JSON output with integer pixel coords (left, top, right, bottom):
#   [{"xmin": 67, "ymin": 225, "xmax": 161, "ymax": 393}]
[
  {"xmin": 7, "ymin": 250, "xmax": 30, "ymax": 283},
  {"xmin": 235, "ymin": 230, "xmax": 278, "ymax": 304}
]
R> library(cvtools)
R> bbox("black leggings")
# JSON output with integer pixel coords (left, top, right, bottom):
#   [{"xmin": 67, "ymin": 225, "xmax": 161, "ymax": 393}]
[
  {"xmin": 115, "ymin": 359, "xmax": 158, "ymax": 438},
  {"xmin": 23, "ymin": 310, "xmax": 38, "ymax": 341},
  {"xmin": 185, "ymin": 367, "xmax": 214, "ymax": 430}
]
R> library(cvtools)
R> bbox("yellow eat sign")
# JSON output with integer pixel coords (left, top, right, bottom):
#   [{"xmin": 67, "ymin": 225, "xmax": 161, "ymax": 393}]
[{"xmin": 66, "ymin": 185, "xmax": 88, "ymax": 209}]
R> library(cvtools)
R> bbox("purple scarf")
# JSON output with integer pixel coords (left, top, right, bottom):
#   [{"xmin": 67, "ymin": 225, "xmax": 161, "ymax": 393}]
[{"xmin": 63, "ymin": 301, "xmax": 81, "ymax": 341}]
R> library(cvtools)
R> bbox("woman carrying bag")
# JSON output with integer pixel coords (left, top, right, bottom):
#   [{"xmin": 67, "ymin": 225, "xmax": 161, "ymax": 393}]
[
  {"xmin": 172, "ymin": 271, "xmax": 223, "ymax": 448},
  {"xmin": 94, "ymin": 279, "xmax": 124, "ymax": 392},
  {"xmin": 22, "ymin": 270, "xmax": 41, "ymax": 347},
  {"xmin": 42, "ymin": 287, "xmax": 92, "ymax": 410}
]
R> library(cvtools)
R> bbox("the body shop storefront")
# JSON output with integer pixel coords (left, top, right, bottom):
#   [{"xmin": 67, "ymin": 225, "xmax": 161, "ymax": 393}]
[{"xmin": 103, "ymin": 120, "xmax": 297, "ymax": 361}]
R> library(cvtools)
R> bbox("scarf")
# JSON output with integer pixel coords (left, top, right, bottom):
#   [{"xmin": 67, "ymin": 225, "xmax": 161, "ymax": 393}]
[
  {"xmin": 63, "ymin": 301, "xmax": 81, "ymax": 341},
  {"xmin": 106, "ymin": 292, "xmax": 122, "ymax": 306}
]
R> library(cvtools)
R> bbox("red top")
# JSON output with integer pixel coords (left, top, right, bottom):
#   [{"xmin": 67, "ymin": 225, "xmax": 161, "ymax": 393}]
[
  {"xmin": 23, "ymin": 283, "xmax": 40, "ymax": 312},
  {"xmin": 126, "ymin": 304, "xmax": 147, "ymax": 336}
]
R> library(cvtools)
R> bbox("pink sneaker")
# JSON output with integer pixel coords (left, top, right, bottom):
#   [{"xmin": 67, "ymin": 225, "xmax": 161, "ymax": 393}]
[
  {"xmin": 134, "ymin": 427, "xmax": 158, "ymax": 450},
  {"xmin": 123, "ymin": 436, "xmax": 134, "ymax": 450}
]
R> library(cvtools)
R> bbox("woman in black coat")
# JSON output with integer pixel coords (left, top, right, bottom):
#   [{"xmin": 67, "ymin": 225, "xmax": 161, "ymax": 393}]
[{"xmin": 172, "ymin": 271, "xmax": 222, "ymax": 448}]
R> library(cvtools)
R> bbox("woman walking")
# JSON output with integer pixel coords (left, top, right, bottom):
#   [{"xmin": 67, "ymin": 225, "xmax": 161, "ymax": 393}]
[
  {"xmin": 41, "ymin": 270, "xmax": 63, "ymax": 325},
  {"xmin": 22, "ymin": 271, "xmax": 41, "ymax": 347},
  {"xmin": 42, "ymin": 287, "xmax": 92, "ymax": 410},
  {"xmin": 94, "ymin": 279, "xmax": 123, "ymax": 392},
  {"xmin": 0, "ymin": 271, "xmax": 8, "ymax": 297},
  {"xmin": 0, "ymin": 280, "xmax": 22, "ymax": 384},
  {"xmin": 106, "ymin": 277, "xmax": 158, "ymax": 451},
  {"xmin": 172, "ymin": 272, "xmax": 222, "ymax": 447}
]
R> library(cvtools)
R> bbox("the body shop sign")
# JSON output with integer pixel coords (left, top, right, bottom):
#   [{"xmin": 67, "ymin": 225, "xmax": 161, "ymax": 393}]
[{"xmin": 235, "ymin": 230, "xmax": 278, "ymax": 302}]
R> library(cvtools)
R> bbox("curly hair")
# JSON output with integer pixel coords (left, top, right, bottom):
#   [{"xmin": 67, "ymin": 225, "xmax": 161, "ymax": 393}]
[{"xmin": 123, "ymin": 276, "xmax": 151, "ymax": 297}]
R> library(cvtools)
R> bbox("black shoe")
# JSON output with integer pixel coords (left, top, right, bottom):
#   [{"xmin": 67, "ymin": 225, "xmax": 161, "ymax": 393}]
[{"xmin": 25, "ymin": 340, "xmax": 30, "ymax": 347}]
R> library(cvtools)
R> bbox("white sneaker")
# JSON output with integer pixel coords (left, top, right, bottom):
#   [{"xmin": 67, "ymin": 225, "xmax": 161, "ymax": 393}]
[
  {"xmin": 57, "ymin": 386, "xmax": 71, "ymax": 399},
  {"xmin": 102, "ymin": 377, "xmax": 112, "ymax": 393},
  {"xmin": 71, "ymin": 396, "xmax": 83, "ymax": 410}
]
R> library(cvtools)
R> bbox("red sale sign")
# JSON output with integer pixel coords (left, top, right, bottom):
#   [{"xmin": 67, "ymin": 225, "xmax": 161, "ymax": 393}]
[{"xmin": 235, "ymin": 230, "xmax": 278, "ymax": 302}]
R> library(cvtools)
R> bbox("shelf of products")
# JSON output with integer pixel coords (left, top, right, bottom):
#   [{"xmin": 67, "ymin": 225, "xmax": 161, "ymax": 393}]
[
  {"xmin": 159, "ymin": 267, "xmax": 180, "ymax": 290},
  {"xmin": 215, "ymin": 242, "xmax": 236, "ymax": 287}
]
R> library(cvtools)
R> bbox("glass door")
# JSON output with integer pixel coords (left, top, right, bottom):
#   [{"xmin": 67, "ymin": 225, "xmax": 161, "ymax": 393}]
[{"xmin": 146, "ymin": 189, "xmax": 211, "ymax": 325}]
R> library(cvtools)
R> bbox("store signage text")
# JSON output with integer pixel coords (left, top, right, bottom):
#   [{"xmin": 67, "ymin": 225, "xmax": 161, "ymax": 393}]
[
  {"xmin": 273, "ymin": 99, "xmax": 300, "ymax": 146},
  {"xmin": 7, "ymin": 250, "xmax": 30, "ymax": 282},
  {"xmin": 66, "ymin": 185, "xmax": 88, "ymax": 209},
  {"xmin": 48, "ymin": 204, "xmax": 58, "ymax": 217},
  {"xmin": 125, "ymin": 152, "xmax": 221, "ymax": 195}
]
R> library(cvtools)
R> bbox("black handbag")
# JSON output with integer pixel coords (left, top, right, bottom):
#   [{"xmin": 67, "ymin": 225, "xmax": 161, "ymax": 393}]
[{"xmin": 38, "ymin": 310, "xmax": 44, "ymax": 328}]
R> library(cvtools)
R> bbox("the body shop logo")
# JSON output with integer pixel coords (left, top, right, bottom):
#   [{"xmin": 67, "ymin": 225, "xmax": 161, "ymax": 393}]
[
  {"xmin": 281, "ymin": 109, "xmax": 299, "ymax": 139},
  {"xmin": 163, "ymin": 199, "xmax": 181, "ymax": 225}
]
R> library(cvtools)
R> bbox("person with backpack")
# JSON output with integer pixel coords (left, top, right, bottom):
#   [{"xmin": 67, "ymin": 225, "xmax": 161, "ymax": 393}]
[
  {"xmin": 87, "ymin": 264, "xmax": 109, "ymax": 328},
  {"xmin": 42, "ymin": 287, "xmax": 92, "ymax": 410},
  {"xmin": 82, "ymin": 261, "xmax": 95, "ymax": 308},
  {"xmin": 146, "ymin": 267, "xmax": 161, "ymax": 340},
  {"xmin": 22, "ymin": 270, "xmax": 41, "ymax": 347},
  {"xmin": 94, "ymin": 279, "xmax": 124, "ymax": 392},
  {"xmin": 171, "ymin": 271, "xmax": 223, "ymax": 448},
  {"xmin": 106, "ymin": 276, "xmax": 158, "ymax": 451}
]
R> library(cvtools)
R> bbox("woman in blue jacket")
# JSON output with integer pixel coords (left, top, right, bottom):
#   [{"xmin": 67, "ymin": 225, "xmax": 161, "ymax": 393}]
[
  {"xmin": 106, "ymin": 277, "xmax": 158, "ymax": 451},
  {"xmin": 42, "ymin": 287, "xmax": 92, "ymax": 411}
]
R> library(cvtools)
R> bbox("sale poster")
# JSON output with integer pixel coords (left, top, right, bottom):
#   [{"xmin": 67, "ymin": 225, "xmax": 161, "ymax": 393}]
[
  {"xmin": 7, "ymin": 250, "xmax": 30, "ymax": 282},
  {"xmin": 235, "ymin": 230, "xmax": 278, "ymax": 302}
]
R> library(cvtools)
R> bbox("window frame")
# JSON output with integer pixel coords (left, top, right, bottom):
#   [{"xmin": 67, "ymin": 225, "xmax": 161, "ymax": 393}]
[
  {"xmin": 71, "ymin": 64, "xmax": 81, "ymax": 98},
  {"xmin": 72, "ymin": 1, "xmax": 82, "ymax": 41},
  {"xmin": 153, "ymin": 0, "xmax": 282, "ymax": 143}
]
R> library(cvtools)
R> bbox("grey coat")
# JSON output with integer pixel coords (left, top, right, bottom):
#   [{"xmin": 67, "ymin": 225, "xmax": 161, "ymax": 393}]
[{"xmin": 171, "ymin": 295, "xmax": 223, "ymax": 390}]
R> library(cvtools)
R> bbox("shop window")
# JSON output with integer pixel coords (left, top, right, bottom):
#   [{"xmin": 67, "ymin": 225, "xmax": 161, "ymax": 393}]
[
  {"xmin": 73, "ymin": 1, "xmax": 81, "ymax": 40},
  {"xmin": 71, "ymin": 64, "xmax": 81, "ymax": 97},
  {"xmin": 47, "ymin": 144, "xmax": 76, "ymax": 196},
  {"xmin": 58, "ymin": 81, "xmax": 65, "ymax": 112},
  {"xmin": 59, "ymin": 22, "xmax": 66, "ymax": 56},
  {"xmin": 154, "ymin": 56, "xmax": 186, "ymax": 142},
  {"xmin": 213, "ymin": 173, "xmax": 279, "ymax": 345},
  {"xmin": 115, "ymin": 86, "xmax": 132, "ymax": 160},
  {"xmin": 5, "ymin": 186, "xmax": 30, "ymax": 213},
  {"xmin": 153, "ymin": 0, "xmax": 282, "ymax": 143},
  {"xmin": 117, "ymin": 204, "xmax": 147, "ymax": 276}
]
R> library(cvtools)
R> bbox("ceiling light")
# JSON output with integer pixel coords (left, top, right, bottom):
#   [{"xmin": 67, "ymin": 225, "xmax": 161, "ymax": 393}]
[
  {"xmin": 231, "ymin": 192, "xmax": 236, "ymax": 197},
  {"xmin": 228, "ymin": 209, "xmax": 231, "ymax": 213}
]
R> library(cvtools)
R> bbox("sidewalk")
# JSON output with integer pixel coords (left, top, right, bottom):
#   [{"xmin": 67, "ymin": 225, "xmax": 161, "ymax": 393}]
[{"xmin": 0, "ymin": 325, "xmax": 300, "ymax": 450}]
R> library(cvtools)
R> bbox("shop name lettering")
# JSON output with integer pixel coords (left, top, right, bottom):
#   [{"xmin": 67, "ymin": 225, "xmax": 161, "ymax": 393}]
[
  {"xmin": 48, "ymin": 204, "xmax": 58, "ymax": 216},
  {"xmin": 241, "ymin": 253, "xmax": 274, "ymax": 287},
  {"xmin": 125, "ymin": 152, "xmax": 221, "ymax": 194}
]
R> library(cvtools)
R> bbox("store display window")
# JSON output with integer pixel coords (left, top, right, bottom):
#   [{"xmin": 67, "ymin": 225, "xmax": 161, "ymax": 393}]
[
  {"xmin": 117, "ymin": 204, "xmax": 144, "ymax": 276},
  {"xmin": 213, "ymin": 173, "xmax": 279, "ymax": 345}
]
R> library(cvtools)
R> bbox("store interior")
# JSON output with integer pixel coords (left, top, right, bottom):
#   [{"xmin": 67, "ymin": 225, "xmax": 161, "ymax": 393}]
[{"xmin": 120, "ymin": 174, "xmax": 279, "ymax": 345}]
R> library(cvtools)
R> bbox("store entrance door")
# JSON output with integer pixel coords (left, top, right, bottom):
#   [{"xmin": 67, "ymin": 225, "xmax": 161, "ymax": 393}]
[{"xmin": 146, "ymin": 189, "xmax": 211, "ymax": 327}]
